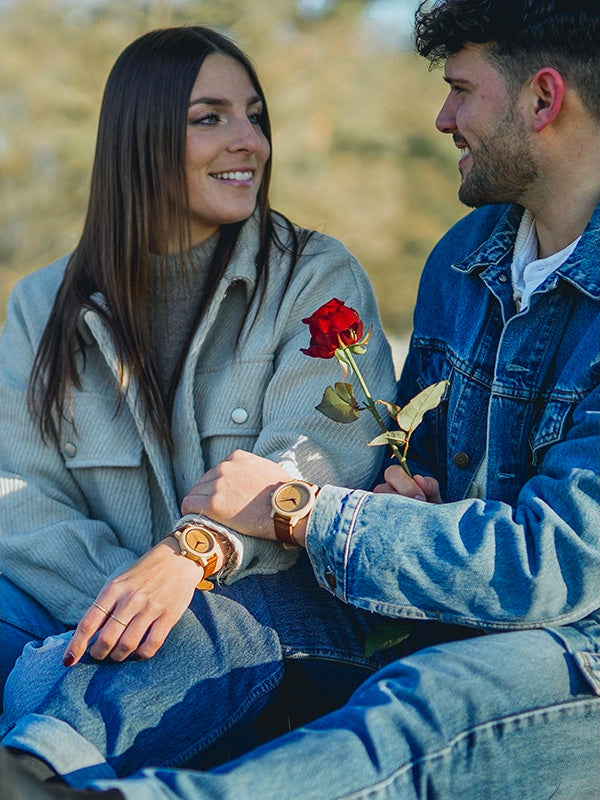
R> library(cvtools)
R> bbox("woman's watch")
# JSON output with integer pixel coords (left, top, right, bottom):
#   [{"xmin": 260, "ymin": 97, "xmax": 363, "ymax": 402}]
[
  {"xmin": 270, "ymin": 480, "xmax": 320, "ymax": 549},
  {"xmin": 168, "ymin": 523, "xmax": 227, "ymax": 590}
]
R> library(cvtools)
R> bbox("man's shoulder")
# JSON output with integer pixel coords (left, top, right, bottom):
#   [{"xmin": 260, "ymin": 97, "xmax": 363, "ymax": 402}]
[{"xmin": 433, "ymin": 204, "xmax": 516, "ymax": 258}]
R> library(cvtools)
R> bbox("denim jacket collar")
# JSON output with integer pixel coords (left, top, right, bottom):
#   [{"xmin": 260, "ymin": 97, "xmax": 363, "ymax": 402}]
[{"xmin": 452, "ymin": 202, "xmax": 600, "ymax": 301}]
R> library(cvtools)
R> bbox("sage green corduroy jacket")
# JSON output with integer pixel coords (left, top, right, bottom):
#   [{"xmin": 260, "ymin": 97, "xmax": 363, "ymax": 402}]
[{"xmin": 0, "ymin": 212, "xmax": 396, "ymax": 625}]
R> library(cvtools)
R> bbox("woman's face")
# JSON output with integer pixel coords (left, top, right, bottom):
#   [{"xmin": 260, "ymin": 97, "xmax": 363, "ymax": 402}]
[{"xmin": 183, "ymin": 53, "xmax": 270, "ymax": 246}]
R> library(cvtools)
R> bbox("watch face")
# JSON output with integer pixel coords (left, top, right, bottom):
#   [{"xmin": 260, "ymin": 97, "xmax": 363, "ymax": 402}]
[
  {"xmin": 274, "ymin": 483, "xmax": 312, "ymax": 515},
  {"xmin": 182, "ymin": 527, "xmax": 214, "ymax": 554}
]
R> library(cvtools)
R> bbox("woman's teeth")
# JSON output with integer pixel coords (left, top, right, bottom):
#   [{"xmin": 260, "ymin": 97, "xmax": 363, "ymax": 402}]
[{"xmin": 212, "ymin": 171, "xmax": 252, "ymax": 181}]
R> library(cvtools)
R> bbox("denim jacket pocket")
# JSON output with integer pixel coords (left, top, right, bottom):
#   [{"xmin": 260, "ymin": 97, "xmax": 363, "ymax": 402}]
[
  {"xmin": 529, "ymin": 397, "xmax": 574, "ymax": 466},
  {"xmin": 59, "ymin": 393, "xmax": 143, "ymax": 469}
]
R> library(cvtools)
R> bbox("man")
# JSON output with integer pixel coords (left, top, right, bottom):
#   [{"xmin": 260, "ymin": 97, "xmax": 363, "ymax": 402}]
[{"xmin": 3, "ymin": 0, "xmax": 599, "ymax": 797}]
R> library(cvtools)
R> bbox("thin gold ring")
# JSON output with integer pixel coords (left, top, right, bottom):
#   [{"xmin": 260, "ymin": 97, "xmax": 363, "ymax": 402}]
[
  {"xmin": 110, "ymin": 614, "xmax": 127, "ymax": 626},
  {"xmin": 92, "ymin": 601, "xmax": 109, "ymax": 615}
]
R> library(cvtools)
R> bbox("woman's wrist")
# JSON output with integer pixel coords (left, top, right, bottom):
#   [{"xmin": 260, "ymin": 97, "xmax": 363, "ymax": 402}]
[{"xmin": 165, "ymin": 523, "xmax": 235, "ymax": 587}]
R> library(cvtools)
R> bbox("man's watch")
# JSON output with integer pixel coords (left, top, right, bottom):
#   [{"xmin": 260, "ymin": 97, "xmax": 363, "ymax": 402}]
[
  {"xmin": 271, "ymin": 480, "xmax": 319, "ymax": 548},
  {"xmin": 169, "ymin": 524, "xmax": 222, "ymax": 590}
]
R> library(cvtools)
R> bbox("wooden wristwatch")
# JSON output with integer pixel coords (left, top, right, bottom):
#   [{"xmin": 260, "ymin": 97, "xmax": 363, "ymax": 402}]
[
  {"xmin": 169, "ymin": 523, "xmax": 222, "ymax": 590},
  {"xmin": 270, "ymin": 480, "xmax": 319, "ymax": 548}
]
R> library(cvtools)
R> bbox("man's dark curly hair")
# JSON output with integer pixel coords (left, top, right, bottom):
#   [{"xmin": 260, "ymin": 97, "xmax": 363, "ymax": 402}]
[{"xmin": 414, "ymin": 0, "xmax": 600, "ymax": 121}]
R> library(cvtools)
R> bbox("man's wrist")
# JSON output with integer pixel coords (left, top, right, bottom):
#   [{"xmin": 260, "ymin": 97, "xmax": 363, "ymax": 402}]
[
  {"xmin": 270, "ymin": 480, "xmax": 319, "ymax": 548},
  {"xmin": 289, "ymin": 517, "xmax": 308, "ymax": 547}
]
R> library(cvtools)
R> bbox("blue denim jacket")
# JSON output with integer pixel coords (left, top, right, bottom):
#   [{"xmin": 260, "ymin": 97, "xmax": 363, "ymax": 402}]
[{"xmin": 306, "ymin": 203, "xmax": 600, "ymax": 657}]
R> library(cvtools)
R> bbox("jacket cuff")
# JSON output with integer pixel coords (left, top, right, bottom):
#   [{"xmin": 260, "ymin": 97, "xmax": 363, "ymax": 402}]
[{"xmin": 172, "ymin": 514, "xmax": 298, "ymax": 582}]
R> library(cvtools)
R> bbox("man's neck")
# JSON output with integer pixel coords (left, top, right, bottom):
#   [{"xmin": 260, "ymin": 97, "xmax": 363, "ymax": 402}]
[
  {"xmin": 526, "ymin": 116, "xmax": 600, "ymax": 258},
  {"xmin": 525, "ymin": 185, "xmax": 598, "ymax": 259}
]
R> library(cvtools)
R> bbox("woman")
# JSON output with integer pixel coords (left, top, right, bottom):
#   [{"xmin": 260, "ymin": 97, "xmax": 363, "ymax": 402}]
[{"xmin": 0, "ymin": 26, "xmax": 397, "ymax": 766}]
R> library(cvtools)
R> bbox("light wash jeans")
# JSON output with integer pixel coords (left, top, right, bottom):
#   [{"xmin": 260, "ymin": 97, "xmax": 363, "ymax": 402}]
[
  {"xmin": 1, "ymin": 556, "xmax": 417, "ymax": 767},
  {"xmin": 4, "ymin": 629, "xmax": 600, "ymax": 799},
  {"xmin": 0, "ymin": 576, "xmax": 69, "ymax": 704},
  {"xmin": 2, "ymin": 558, "xmax": 599, "ymax": 798}
]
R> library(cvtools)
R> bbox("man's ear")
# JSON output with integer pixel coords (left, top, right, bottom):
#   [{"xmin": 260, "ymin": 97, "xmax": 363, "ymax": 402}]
[{"xmin": 529, "ymin": 67, "xmax": 565, "ymax": 131}]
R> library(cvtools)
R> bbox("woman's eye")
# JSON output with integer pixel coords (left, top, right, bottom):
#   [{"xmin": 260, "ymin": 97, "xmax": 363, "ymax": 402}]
[
  {"xmin": 248, "ymin": 110, "xmax": 263, "ymax": 125},
  {"xmin": 189, "ymin": 112, "xmax": 221, "ymax": 126}
]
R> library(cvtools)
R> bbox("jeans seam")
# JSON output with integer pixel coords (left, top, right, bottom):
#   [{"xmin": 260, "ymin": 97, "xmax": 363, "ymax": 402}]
[
  {"xmin": 335, "ymin": 696, "xmax": 600, "ymax": 800},
  {"xmin": 281, "ymin": 649, "xmax": 382, "ymax": 672}
]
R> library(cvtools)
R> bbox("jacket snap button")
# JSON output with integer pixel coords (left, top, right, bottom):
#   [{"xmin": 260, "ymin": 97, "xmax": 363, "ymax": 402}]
[
  {"xmin": 231, "ymin": 407, "xmax": 249, "ymax": 424},
  {"xmin": 64, "ymin": 442, "xmax": 77, "ymax": 459},
  {"xmin": 325, "ymin": 572, "xmax": 337, "ymax": 589},
  {"xmin": 452, "ymin": 452, "xmax": 470, "ymax": 468}
]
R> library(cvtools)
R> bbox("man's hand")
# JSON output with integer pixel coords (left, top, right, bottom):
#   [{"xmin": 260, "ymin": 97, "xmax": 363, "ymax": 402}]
[
  {"xmin": 181, "ymin": 450, "xmax": 291, "ymax": 539},
  {"xmin": 63, "ymin": 537, "xmax": 216, "ymax": 667},
  {"xmin": 373, "ymin": 465, "xmax": 442, "ymax": 503}
]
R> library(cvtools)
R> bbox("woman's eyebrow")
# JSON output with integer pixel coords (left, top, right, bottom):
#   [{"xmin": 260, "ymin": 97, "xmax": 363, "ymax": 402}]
[{"xmin": 188, "ymin": 93, "xmax": 262, "ymax": 108}]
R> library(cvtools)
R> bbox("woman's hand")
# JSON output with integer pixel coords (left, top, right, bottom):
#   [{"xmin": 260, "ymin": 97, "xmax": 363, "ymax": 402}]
[
  {"xmin": 373, "ymin": 464, "xmax": 442, "ymax": 503},
  {"xmin": 181, "ymin": 450, "xmax": 291, "ymax": 539},
  {"xmin": 63, "ymin": 538, "xmax": 209, "ymax": 667}
]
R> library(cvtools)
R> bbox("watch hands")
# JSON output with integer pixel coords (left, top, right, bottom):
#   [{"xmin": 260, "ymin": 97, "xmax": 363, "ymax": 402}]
[{"xmin": 280, "ymin": 498, "xmax": 299, "ymax": 509}]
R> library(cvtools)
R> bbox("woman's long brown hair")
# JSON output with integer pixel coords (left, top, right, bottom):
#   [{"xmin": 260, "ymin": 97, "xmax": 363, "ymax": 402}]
[{"xmin": 28, "ymin": 26, "xmax": 309, "ymax": 451}]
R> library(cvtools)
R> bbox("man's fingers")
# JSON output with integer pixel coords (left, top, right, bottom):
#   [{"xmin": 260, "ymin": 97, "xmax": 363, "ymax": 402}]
[
  {"xmin": 372, "ymin": 481, "xmax": 399, "ymax": 494},
  {"xmin": 383, "ymin": 465, "xmax": 426, "ymax": 500},
  {"xmin": 413, "ymin": 474, "xmax": 442, "ymax": 503}
]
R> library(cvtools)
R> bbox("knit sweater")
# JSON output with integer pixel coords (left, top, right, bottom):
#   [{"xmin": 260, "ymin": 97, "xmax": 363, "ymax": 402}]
[{"xmin": 0, "ymin": 211, "xmax": 396, "ymax": 625}]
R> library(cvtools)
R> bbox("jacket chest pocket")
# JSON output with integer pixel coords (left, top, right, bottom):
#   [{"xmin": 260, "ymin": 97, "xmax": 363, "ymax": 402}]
[
  {"xmin": 60, "ymin": 394, "xmax": 143, "ymax": 469},
  {"xmin": 194, "ymin": 356, "xmax": 274, "ymax": 440},
  {"xmin": 529, "ymin": 396, "xmax": 575, "ymax": 466}
]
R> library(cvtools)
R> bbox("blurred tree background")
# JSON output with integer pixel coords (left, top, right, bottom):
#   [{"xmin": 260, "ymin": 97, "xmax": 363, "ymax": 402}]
[{"xmin": 0, "ymin": 0, "xmax": 465, "ymax": 338}]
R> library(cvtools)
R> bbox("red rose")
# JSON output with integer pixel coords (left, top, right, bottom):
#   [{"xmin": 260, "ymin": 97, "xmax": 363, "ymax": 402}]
[{"xmin": 301, "ymin": 298, "xmax": 364, "ymax": 359}]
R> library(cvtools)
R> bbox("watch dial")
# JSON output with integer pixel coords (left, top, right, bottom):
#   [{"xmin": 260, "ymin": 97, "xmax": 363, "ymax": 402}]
[
  {"xmin": 184, "ymin": 528, "xmax": 213, "ymax": 554},
  {"xmin": 276, "ymin": 483, "xmax": 310, "ymax": 512}
]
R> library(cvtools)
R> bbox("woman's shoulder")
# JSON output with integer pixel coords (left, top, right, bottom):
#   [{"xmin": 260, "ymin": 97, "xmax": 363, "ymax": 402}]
[
  {"xmin": 271, "ymin": 212, "xmax": 363, "ymax": 273},
  {"xmin": 10, "ymin": 253, "xmax": 71, "ymax": 303},
  {"xmin": 5, "ymin": 254, "xmax": 72, "ymax": 333}
]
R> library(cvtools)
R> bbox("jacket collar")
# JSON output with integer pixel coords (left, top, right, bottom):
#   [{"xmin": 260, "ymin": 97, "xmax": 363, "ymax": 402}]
[{"xmin": 453, "ymin": 202, "xmax": 600, "ymax": 301}]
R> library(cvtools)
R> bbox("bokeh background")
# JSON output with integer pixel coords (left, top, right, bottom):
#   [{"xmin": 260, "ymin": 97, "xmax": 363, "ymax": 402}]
[{"xmin": 0, "ymin": 0, "xmax": 466, "ymax": 342}]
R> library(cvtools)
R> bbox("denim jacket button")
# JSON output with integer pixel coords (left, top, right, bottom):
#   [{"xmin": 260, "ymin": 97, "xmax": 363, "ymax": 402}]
[
  {"xmin": 452, "ymin": 451, "xmax": 470, "ymax": 468},
  {"xmin": 325, "ymin": 572, "xmax": 337, "ymax": 589}
]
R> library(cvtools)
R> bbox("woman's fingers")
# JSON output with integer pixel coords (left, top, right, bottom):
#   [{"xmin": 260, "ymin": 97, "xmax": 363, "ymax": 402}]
[{"xmin": 63, "ymin": 601, "xmax": 119, "ymax": 666}]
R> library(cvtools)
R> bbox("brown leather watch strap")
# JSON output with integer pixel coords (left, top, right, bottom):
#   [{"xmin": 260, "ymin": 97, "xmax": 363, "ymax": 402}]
[{"xmin": 273, "ymin": 514, "xmax": 297, "ymax": 546}]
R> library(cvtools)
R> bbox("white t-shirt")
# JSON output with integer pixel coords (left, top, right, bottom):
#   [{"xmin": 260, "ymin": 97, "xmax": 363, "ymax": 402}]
[{"xmin": 511, "ymin": 210, "xmax": 581, "ymax": 311}]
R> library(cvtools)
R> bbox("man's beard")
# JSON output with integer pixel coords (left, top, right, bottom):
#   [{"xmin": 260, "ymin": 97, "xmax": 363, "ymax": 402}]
[{"xmin": 458, "ymin": 106, "xmax": 539, "ymax": 208}]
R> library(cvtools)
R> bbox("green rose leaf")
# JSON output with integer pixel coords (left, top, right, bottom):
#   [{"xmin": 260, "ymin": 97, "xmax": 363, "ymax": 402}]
[
  {"xmin": 364, "ymin": 620, "xmax": 412, "ymax": 658},
  {"xmin": 394, "ymin": 380, "xmax": 449, "ymax": 433},
  {"xmin": 315, "ymin": 382, "xmax": 360, "ymax": 423},
  {"xmin": 376, "ymin": 399, "xmax": 403, "ymax": 419},
  {"xmin": 367, "ymin": 430, "xmax": 408, "ymax": 447}
]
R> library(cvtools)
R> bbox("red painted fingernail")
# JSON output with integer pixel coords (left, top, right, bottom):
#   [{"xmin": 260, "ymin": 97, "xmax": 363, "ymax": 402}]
[{"xmin": 63, "ymin": 651, "xmax": 76, "ymax": 667}]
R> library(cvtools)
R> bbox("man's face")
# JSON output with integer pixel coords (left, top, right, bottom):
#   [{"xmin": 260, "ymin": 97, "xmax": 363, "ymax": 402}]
[{"xmin": 435, "ymin": 43, "xmax": 539, "ymax": 207}]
